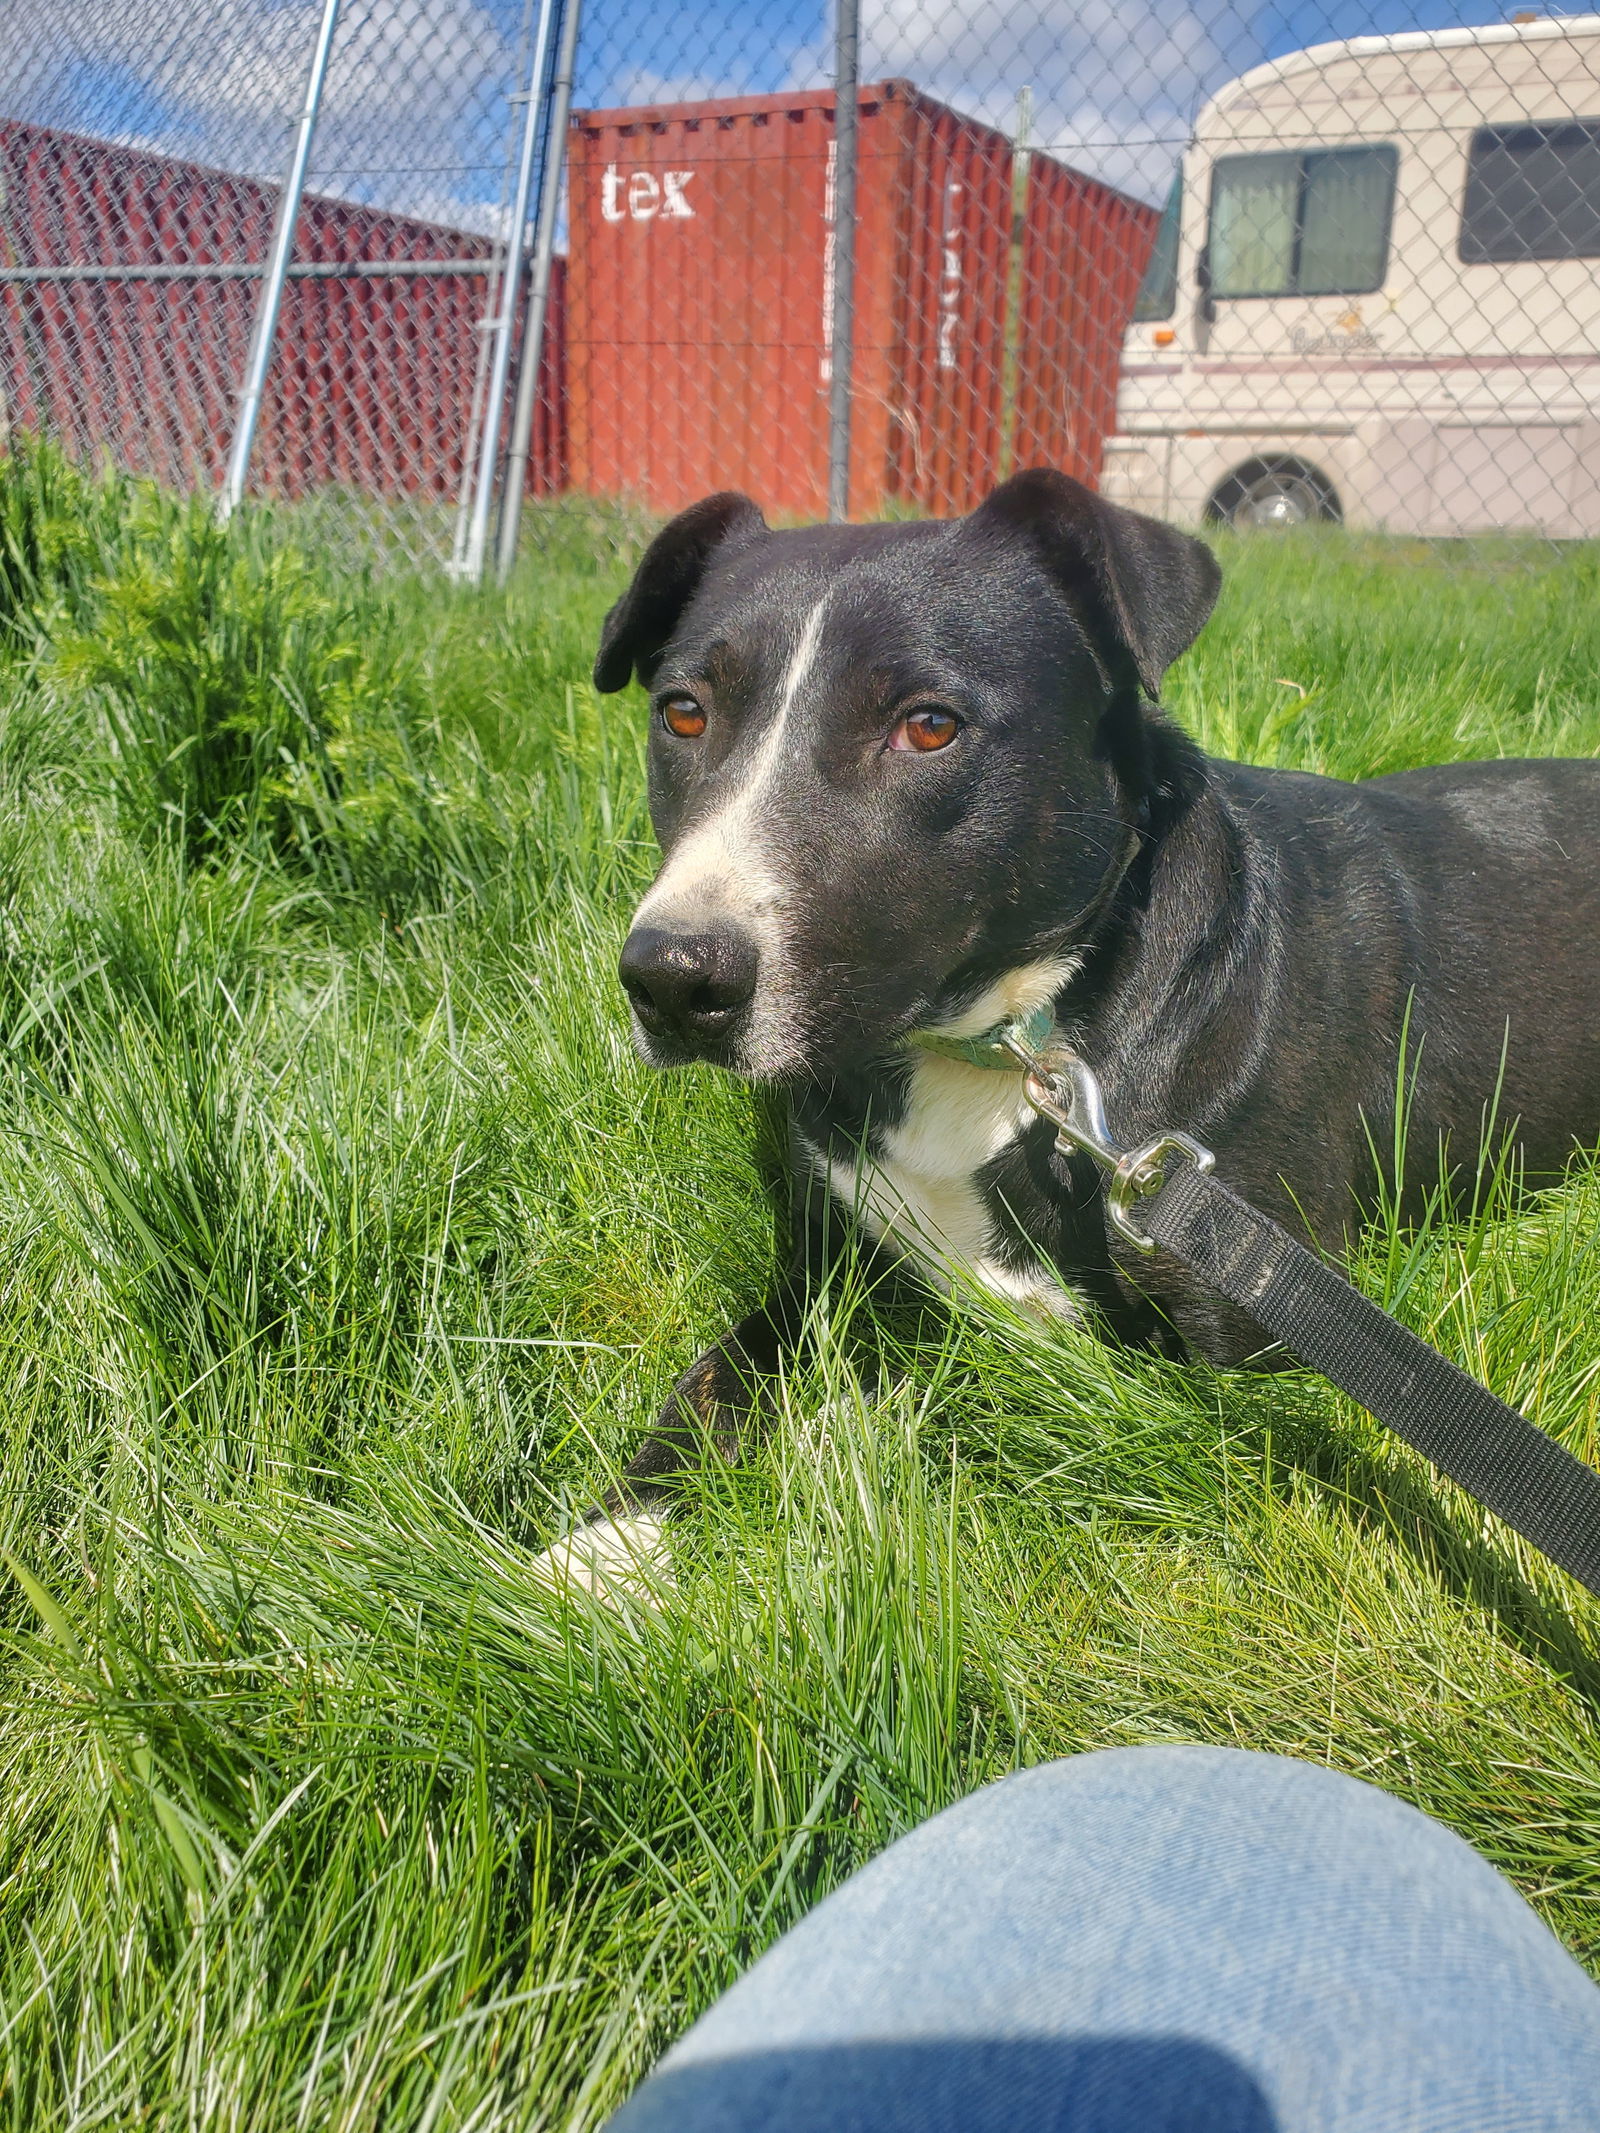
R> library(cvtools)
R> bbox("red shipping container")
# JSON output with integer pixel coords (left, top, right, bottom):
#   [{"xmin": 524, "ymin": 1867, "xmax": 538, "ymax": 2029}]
[
  {"xmin": 0, "ymin": 120, "xmax": 566, "ymax": 507},
  {"xmin": 1014, "ymin": 154, "xmax": 1162, "ymax": 496},
  {"xmin": 564, "ymin": 80, "xmax": 1156, "ymax": 521}
]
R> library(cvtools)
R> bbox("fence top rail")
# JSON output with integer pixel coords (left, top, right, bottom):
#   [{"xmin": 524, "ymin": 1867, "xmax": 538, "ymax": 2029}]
[{"xmin": 0, "ymin": 259, "xmax": 503, "ymax": 284}]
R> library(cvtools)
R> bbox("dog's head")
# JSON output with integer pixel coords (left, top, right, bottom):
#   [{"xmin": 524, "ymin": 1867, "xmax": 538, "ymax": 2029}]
[{"xmin": 596, "ymin": 470, "xmax": 1220, "ymax": 1079}]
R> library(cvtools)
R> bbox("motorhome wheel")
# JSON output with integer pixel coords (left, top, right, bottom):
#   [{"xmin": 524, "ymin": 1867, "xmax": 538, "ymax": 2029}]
[{"xmin": 1207, "ymin": 459, "xmax": 1342, "ymax": 529}]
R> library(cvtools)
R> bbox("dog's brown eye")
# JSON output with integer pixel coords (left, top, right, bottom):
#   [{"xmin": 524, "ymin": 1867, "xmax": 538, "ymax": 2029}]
[
  {"xmin": 890, "ymin": 707, "xmax": 961, "ymax": 753},
  {"xmin": 660, "ymin": 697, "xmax": 707, "ymax": 739}
]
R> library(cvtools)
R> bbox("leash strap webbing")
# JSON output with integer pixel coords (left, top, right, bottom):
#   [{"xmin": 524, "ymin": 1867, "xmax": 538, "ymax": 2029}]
[{"xmin": 1141, "ymin": 1158, "xmax": 1600, "ymax": 1598}]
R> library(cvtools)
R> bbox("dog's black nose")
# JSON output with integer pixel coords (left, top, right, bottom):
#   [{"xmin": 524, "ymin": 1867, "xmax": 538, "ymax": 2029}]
[{"xmin": 619, "ymin": 926, "xmax": 759, "ymax": 1044}]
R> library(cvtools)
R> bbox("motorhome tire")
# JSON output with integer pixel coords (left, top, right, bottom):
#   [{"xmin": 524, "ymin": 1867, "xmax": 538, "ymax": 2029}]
[{"xmin": 1206, "ymin": 457, "xmax": 1342, "ymax": 529}]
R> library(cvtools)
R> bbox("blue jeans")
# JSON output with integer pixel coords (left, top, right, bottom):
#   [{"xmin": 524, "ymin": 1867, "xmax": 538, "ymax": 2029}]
[{"xmin": 608, "ymin": 1745, "xmax": 1600, "ymax": 2131}]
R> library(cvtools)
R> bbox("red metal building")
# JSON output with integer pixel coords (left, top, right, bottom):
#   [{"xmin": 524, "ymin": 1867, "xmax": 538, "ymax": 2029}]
[
  {"xmin": 564, "ymin": 81, "xmax": 1157, "ymax": 520},
  {"xmin": 0, "ymin": 119, "xmax": 566, "ymax": 507}
]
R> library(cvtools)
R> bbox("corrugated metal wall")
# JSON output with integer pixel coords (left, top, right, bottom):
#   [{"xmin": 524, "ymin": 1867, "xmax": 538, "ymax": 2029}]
[
  {"xmin": 0, "ymin": 120, "xmax": 567, "ymax": 506},
  {"xmin": 565, "ymin": 92, "xmax": 838, "ymax": 519},
  {"xmin": 1015, "ymin": 157, "xmax": 1160, "ymax": 493},
  {"xmin": 565, "ymin": 82, "xmax": 1158, "ymax": 520},
  {"xmin": 886, "ymin": 91, "xmax": 1020, "ymax": 514}
]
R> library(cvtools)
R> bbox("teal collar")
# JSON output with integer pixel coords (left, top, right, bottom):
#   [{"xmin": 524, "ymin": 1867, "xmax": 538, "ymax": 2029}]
[{"xmin": 906, "ymin": 1002, "xmax": 1055, "ymax": 1071}]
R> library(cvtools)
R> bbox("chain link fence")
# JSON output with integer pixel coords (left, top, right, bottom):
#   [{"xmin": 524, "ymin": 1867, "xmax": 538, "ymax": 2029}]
[
  {"xmin": 2, "ymin": 0, "xmax": 566, "ymax": 568},
  {"xmin": 4, "ymin": 0, "xmax": 1600, "ymax": 566}
]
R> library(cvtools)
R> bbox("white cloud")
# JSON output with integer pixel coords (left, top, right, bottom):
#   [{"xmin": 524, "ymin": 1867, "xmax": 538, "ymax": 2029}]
[
  {"xmin": 1, "ymin": 0, "xmax": 521, "ymax": 228},
  {"xmin": 601, "ymin": 66, "xmax": 750, "ymax": 108},
  {"xmin": 0, "ymin": 0, "xmax": 1273, "ymax": 220},
  {"xmin": 389, "ymin": 187, "xmax": 510, "ymax": 238},
  {"xmin": 856, "ymin": 0, "xmax": 1262, "ymax": 198}
]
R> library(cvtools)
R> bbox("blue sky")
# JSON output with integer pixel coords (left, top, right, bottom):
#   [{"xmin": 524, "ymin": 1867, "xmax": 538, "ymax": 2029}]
[{"xmin": 0, "ymin": 0, "xmax": 1548, "ymax": 219}]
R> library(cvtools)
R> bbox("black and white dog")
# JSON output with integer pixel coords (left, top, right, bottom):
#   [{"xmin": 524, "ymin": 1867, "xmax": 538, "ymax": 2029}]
[{"xmin": 550, "ymin": 469, "xmax": 1600, "ymax": 1583}]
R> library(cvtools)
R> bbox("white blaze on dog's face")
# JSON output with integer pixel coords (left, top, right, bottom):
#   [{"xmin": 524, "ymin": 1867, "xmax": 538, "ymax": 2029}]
[
  {"xmin": 624, "ymin": 592, "xmax": 831, "ymax": 1076},
  {"xmin": 599, "ymin": 478, "xmax": 1220, "ymax": 1081}
]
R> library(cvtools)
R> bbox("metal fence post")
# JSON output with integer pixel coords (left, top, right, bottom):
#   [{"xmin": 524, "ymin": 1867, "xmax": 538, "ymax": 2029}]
[
  {"xmin": 827, "ymin": 0, "xmax": 860, "ymax": 523},
  {"xmin": 496, "ymin": 0, "xmax": 582, "ymax": 585},
  {"xmin": 218, "ymin": 0, "xmax": 341, "ymax": 521},
  {"xmin": 457, "ymin": 0, "xmax": 561, "ymax": 586}
]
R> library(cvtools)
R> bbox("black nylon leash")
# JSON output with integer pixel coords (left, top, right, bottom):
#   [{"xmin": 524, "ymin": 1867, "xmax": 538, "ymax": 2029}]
[
  {"xmin": 1003, "ymin": 1039, "xmax": 1600, "ymax": 1600},
  {"xmin": 1142, "ymin": 1157, "xmax": 1600, "ymax": 1597}
]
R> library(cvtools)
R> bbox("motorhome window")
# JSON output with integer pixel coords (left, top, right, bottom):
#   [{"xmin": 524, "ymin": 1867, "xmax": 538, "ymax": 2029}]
[
  {"xmin": 1133, "ymin": 170, "xmax": 1182, "ymax": 320},
  {"xmin": 1460, "ymin": 120, "xmax": 1600, "ymax": 261},
  {"xmin": 1209, "ymin": 146, "xmax": 1397, "ymax": 297}
]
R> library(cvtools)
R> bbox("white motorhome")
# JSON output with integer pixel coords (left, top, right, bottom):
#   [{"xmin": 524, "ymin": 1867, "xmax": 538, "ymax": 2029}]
[{"xmin": 1102, "ymin": 17, "xmax": 1600, "ymax": 533}]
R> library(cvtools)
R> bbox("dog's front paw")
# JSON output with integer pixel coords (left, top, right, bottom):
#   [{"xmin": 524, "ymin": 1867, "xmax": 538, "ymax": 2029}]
[{"xmin": 530, "ymin": 1511, "xmax": 673, "ymax": 1605}]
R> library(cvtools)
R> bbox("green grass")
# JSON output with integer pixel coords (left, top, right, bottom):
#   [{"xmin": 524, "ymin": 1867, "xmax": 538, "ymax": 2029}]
[{"xmin": 0, "ymin": 434, "xmax": 1597, "ymax": 2127}]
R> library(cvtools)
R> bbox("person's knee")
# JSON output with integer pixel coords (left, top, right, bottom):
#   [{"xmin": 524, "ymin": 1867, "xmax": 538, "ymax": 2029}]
[
  {"xmin": 954, "ymin": 1743, "xmax": 1470, "ymax": 1887},
  {"xmin": 610, "ymin": 1745, "xmax": 1600, "ymax": 2133},
  {"xmin": 909, "ymin": 1743, "xmax": 1417, "ymax": 1887}
]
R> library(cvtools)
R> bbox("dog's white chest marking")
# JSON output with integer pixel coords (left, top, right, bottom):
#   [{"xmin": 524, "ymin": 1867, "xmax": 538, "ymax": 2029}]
[{"xmin": 820, "ymin": 1050, "xmax": 1083, "ymax": 1324}]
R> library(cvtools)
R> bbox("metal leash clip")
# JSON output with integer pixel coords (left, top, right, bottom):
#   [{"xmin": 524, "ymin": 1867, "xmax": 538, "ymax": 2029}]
[{"xmin": 1001, "ymin": 1033, "xmax": 1215, "ymax": 1254}]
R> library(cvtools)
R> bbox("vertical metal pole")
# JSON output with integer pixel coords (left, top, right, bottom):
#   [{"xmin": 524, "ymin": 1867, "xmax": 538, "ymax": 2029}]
[
  {"xmin": 827, "ymin": 0, "xmax": 860, "ymax": 523},
  {"xmin": 496, "ymin": 0, "xmax": 582, "ymax": 585},
  {"xmin": 219, "ymin": 0, "xmax": 341, "ymax": 519},
  {"xmin": 460, "ymin": 0, "xmax": 560, "ymax": 585},
  {"xmin": 998, "ymin": 84, "xmax": 1032, "ymax": 481},
  {"xmin": 452, "ymin": 0, "xmax": 539, "ymax": 579}
]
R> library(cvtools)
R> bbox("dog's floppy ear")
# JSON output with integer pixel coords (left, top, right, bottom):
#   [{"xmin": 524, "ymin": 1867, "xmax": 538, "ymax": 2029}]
[
  {"xmin": 969, "ymin": 468, "xmax": 1220, "ymax": 701},
  {"xmin": 594, "ymin": 492, "xmax": 767, "ymax": 693}
]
